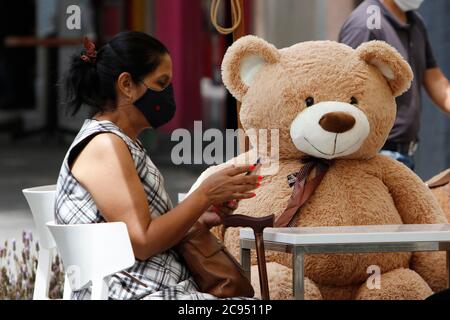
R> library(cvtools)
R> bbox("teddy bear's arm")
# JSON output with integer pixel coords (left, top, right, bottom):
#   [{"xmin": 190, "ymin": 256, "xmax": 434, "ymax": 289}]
[
  {"xmin": 187, "ymin": 150, "xmax": 258, "ymax": 196},
  {"xmin": 379, "ymin": 155, "xmax": 447, "ymax": 225},
  {"xmin": 378, "ymin": 155, "xmax": 448, "ymax": 292}
]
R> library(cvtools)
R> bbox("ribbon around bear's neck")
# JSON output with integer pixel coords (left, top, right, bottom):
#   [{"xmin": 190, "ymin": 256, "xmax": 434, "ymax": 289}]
[{"xmin": 275, "ymin": 157, "xmax": 333, "ymax": 228}]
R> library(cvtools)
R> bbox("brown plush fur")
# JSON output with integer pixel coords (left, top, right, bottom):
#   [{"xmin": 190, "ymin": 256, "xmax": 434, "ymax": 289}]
[
  {"xmin": 431, "ymin": 185, "xmax": 450, "ymax": 222},
  {"xmin": 250, "ymin": 263, "xmax": 323, "ymax": 300},
  {"xmin": 192, "ymin": 36, "xmax": 447, "ymax": 300},
  {"xmin": 355, "ymin": 268, "xmax": 433, "ymax": 300}
]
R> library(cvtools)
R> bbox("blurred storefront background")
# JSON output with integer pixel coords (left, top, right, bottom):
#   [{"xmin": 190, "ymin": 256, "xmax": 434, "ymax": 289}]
[
  {"xmin": 416, "ymin": 0, "xmax": 450, "ymax": 180},
  {"xmin": 0, "ymin": 0, "xmax": 449, "ymax": 242}
]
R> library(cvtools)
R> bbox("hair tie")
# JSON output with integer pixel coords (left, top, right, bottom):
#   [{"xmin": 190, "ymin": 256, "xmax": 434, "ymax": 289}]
[{"xmin": 81, "ymin": 37, "xmax": 97, "ymax": 64}]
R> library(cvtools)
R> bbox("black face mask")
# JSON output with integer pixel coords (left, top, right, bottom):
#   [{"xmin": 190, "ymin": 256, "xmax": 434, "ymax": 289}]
[{"xmin": 134, "ymin": 83, "xmax": 176, "ymax": 129}]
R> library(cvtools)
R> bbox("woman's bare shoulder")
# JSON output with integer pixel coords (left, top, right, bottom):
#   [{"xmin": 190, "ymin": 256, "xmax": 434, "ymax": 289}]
[{"xmin": 70, "ymin": 132, "xmax": 134, "ymax": 177}]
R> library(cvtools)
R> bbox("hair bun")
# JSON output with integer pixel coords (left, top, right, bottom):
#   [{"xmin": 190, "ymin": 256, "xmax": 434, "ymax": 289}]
[{"xmin": 80, "ymin": 37, "xmax": 97, "ymax": 64}]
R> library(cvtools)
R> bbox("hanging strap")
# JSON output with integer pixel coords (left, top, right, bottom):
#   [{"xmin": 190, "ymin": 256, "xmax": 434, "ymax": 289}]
[
  {"xmin": 275, "ymin": 158, "xmax": 332, "ymax": 228},
  {"xmin": 210, "ymin": 0, "xmax": 243, "ymax": 35}
]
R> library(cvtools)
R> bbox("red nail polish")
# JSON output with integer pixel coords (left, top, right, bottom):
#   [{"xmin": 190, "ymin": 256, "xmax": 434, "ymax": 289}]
[
  {"xmin": 256, "ymin": 183, "xmax": 261, "ymax": 188},
  {"xmin": 252, "ymin": 193, "xmax": 257, "ymax": 198},
  {"xmin": 249, "ymin": 165, "xmax": 256, "ymax": 171},
  {"xmin": 258, "ymin": 176, "xmax": 263, "ymax": 181},
  {"xmin": 228, "ymin": 201, "xmax": 236, "ymax": 207}
]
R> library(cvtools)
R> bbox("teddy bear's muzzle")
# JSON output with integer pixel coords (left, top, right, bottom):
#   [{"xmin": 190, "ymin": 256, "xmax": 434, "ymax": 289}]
[{"xmin": 290, "ymin": 101, "xmax": 370, "ymax": 159}]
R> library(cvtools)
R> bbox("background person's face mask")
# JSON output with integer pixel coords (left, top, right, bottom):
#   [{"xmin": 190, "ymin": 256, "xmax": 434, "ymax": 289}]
[
  {"xmin": 394, "ymin": 0, "xmax": 425, "ymax": 12},
  {"xmin": 134, "ymin": 83, "xmax": 176, "ymax": 129}
]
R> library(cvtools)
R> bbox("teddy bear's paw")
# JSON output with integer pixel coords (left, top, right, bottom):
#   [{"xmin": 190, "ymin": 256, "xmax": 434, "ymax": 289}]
[
  {"xmin": 411, "ymin": 251, "xmax": 449, "ymax": 293},
  {"xmin": 355, "ymin": 268, "xmax": 433, "ymax": 300},
  {"xmin": 250, "ymin": 262, "xmax": 322, "ymax": 300},
  {"xmin": 303, "ymin": 277, "xmax": 323, "ymax": 300}
]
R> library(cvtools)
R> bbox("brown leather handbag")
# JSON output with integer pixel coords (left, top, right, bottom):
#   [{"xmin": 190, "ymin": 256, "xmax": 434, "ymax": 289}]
[{"xmin": 175, "ymin": 221, "xmax": 255, "ymax": 298}]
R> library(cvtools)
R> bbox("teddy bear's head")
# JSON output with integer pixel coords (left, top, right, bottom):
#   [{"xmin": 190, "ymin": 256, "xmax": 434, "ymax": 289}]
[{"xmin": 222, "ymin": 36, "xmax": 413, "ymax": 160}]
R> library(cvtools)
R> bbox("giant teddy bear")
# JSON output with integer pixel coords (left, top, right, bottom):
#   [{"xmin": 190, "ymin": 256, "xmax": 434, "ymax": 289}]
[{"xmin": 189, "ymin": 36, "xmax": 448, "ymax": 300}]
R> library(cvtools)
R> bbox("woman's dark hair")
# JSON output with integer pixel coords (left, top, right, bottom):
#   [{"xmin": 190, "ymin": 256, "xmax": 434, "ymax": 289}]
[{"xmin": 64, "ymin": 31, "xmax": 169, "ymax": 116}]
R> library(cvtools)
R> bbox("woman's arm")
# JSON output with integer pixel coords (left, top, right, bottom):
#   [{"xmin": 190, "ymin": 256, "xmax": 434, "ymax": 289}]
[{"xmin": 70, "ymin": 133, "xmax": 259, "ymax": 260}]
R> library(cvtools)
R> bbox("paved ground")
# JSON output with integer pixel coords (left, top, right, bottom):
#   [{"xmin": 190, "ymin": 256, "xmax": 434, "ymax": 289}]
[{"xmin": 0, "ymin": 132, "xmax": 206, "ymax": 245}]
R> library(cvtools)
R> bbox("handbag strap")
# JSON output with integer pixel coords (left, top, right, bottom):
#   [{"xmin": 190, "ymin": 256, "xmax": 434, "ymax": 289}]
[{"xmin": 274, "ymin": 157, "xmax": 332, "ymax": 228}]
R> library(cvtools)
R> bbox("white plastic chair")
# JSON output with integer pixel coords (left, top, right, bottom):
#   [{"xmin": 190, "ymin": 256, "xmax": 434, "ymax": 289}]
[
  {"xmin": 178, "ymin": 193, "xmax": 188, "ymax": 204},
  {"xmin": 46, "ymin": 221, "xmax": 135, "ymax": 300},
  {"xmin": 22, "ymin": 185, "xmax": 65, "ymax": 300}
]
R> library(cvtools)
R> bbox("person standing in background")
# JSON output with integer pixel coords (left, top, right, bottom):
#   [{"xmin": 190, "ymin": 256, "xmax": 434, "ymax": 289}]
[{"xmin": 339, "ymin": 0, "xmax": 450, "ymax": 170}]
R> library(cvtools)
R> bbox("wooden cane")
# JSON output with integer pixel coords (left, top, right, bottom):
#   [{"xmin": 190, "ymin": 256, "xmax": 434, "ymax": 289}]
[{"xmin": 223, "ymin": 214, "xmax": 274, "ymax": 300}]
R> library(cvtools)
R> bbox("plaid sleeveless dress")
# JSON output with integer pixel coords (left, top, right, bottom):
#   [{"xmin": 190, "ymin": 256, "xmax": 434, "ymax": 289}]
[{"xmin": 54, "ymin": 119, "xmax": 231, "ymax": 300}]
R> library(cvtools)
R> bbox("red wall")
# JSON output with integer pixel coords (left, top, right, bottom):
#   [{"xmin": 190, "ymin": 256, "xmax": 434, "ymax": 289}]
[{"xmin": 155, "ymin": 0, "xmax": 203, "ymax": 132}]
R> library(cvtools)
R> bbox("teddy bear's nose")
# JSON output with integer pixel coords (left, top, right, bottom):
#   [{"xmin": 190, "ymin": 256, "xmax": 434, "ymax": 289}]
[{"xmin": 319, "ymin": 112, "xmax": 356, "ymax": 133}]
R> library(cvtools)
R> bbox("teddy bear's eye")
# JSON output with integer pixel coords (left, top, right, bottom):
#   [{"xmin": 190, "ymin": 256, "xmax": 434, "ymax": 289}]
[
  {"xmin": 305, "ymin": 97, "xmax": 315, "ymax": 107},
  {"xmin": 350, "ymin": 97, "xmax": 358, "ymax": 105}
]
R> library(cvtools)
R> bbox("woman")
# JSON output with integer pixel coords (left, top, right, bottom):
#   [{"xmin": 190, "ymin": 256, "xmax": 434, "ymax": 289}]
[{"xmin": 55, "ymin": 31, "xmax": 261, "ymax": 300}]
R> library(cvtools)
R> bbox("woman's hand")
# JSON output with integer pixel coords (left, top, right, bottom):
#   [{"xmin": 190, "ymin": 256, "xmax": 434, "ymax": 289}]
[
  {"xmin": 198, "ymin": 201, "xmax": 239, "ymax": 229},
  {"xmin": 194, "ymin": 165, "xmax": 262, "ymax": 207}
]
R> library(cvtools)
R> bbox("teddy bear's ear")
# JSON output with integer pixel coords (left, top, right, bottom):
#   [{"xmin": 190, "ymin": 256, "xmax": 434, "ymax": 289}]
[
  {"xmin": 356, "ymin": 41, "xmax": 413, "ymax": 97},
  {"xmin": 222, "ymin": 35, "xmax": 281, "ymax": 101}
]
